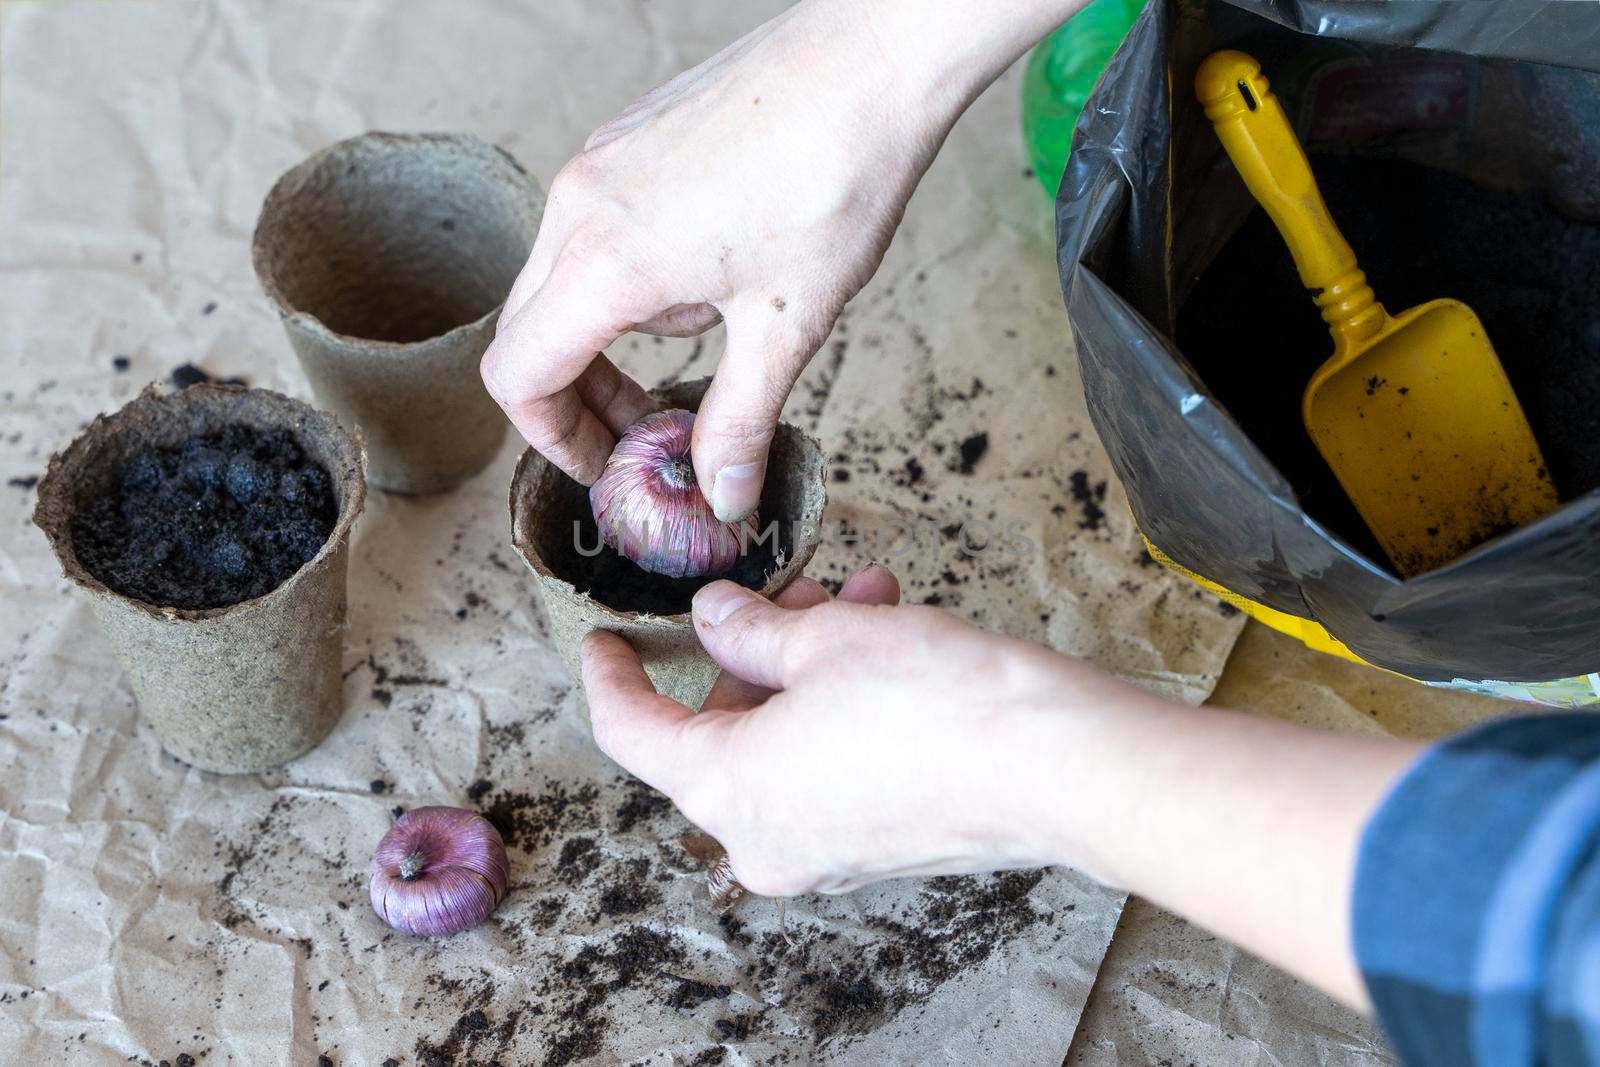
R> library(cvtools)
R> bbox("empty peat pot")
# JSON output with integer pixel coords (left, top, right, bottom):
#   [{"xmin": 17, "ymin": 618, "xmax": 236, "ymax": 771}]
[
  {"xmin": 33, "ymin": 385, "xmax": 367, "ymax": 773},
  {"xmin": 253, "ymin": 131, "xmax": 543, "ymax": 494},
  {"xmin": 510, "ymin": 380, "xmax": 827, "ymax": 710}
]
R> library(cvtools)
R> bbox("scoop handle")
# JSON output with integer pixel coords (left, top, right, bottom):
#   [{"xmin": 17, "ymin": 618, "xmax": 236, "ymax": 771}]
[{"xmin": 1195, "ymin": 51, "xmax": 1384, "ymax": 353}]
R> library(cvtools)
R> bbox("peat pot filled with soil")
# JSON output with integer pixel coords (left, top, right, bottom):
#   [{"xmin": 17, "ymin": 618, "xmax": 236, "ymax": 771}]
[
  {"xmin": 253, "ymin": 131, "xmax": 543, "ymax": 494},
  {"xmin": 510, "ymin": 379, "xmax": 827, "ymax": 711},
  {"xmin": 33, "ymin": 385, "xmax": 366, "ymax": 773}
]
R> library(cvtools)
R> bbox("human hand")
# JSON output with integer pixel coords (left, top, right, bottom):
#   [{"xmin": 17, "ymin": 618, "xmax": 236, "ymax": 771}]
[
  {"xmin": 581, "ymin": 562, "xmax": 1423, "ymax": 1013},
  {"xmin": 481, "ymin": 0, "xmax": 1087, "ymax": 520},
  {"xmin": 580, "ymin": 564, "xmax": 1145, "ymax": 896}
]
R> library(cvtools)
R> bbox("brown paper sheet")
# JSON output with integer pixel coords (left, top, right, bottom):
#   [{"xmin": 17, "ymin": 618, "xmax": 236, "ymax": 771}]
[{"xmin": 0, "ymin": 2, "xmax": 1243, "ymax": 1064}]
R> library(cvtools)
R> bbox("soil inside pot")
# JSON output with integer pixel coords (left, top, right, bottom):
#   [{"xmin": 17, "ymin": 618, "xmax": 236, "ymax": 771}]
[
  {"xmin": 1178, "ymin": 154, "xmax": 1600, "ymax": 561},
  {"xmin": 531, "ymin": 470, "xmax": 780, "ymax": 616},
  {"xmin": 71, "ymin": 424, "xmax": 337, "ymax": 609}
]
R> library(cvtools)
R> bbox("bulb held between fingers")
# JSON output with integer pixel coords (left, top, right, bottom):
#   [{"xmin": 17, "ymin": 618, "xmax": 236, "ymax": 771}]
[{"xmin": 590, "ymin": 409, "xmax": 754, "ymax": 578}]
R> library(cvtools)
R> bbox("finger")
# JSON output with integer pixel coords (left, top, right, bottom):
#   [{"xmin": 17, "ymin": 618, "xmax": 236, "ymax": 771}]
[
  {"xmin": 634, "ymin": 302, "xmax": 722, "ymax": 338},
  {"xmin": 498, "ymin": 196, "xmax": 576, "ymax": 331},
  {"xmin": 700, "ymin": 566, "xmax": 898, "ymax": 710},
  {"xmin": 501, "ymin": 384, "xmax": 619, "ymax": 486},
  {"xmin": 701, "ymin": 577, "xmax": 831, "ymax": 712},
  {"xmin": 497, "ymin": 237, "xmax": 557, "ymax": 333},
  {"xmin": 693, "ymin": 303, "xmax": 828, "ymax": 521},
  {"xmin": 481, "ymin": 255, "xmax": 644, "ymax": 484},
  {"xmin": 581, "ymin": 630, "xmax": 696, "ymax": 794},
  {"xmin": 838, "ymin": 563, "xmax": 901, "ymax": 606},
  {"xmin": 771, "ymin": 576, "xmax": 833, "ymax": 610},
  {"xmin": 574, "ymin": 354, "xmax": 654, "ymax": 437},
  {"xmin": 691, "ymin": 579, "xmax": 859, "ymax": 691},
  {"xmin": 585, "ymin": 67, "xmax": 698, "ymax": 150}
]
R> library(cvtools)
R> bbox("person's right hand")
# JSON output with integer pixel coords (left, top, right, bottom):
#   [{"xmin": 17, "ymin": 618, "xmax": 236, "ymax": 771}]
[{"xmin": 480, "ymin": 0, "xmax": 1086, "ymax": 520}]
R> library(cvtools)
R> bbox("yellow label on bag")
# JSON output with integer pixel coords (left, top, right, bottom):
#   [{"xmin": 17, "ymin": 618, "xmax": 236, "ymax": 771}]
[{"xmin": 1139, "ymin": 532, "xmax": 1600, "ymax": 709}]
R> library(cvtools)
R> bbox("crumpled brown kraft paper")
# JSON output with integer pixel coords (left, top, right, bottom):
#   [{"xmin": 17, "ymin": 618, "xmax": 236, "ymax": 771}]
[{"xmin": 0, "ymin": 1, "xmax": 1244, "ymax": 1064}]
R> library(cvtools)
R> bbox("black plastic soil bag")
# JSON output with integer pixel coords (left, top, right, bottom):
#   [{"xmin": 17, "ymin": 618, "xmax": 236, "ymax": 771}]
[{"xmin": 1057, "ymin": 0, "xmax": 1600, "ymax": 689}]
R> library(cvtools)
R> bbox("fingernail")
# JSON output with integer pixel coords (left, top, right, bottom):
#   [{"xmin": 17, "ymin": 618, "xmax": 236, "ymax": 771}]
[
  {"xmin": 693, "ymin": 581, "xmax": 755, "ymax": 627},
  {"xmin": 711, "ymin": 462, "xmax": 761, "ymax": 522}
]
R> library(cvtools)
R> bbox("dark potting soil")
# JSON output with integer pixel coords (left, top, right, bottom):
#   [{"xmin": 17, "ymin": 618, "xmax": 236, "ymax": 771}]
[
  {"xmin": 477, "ymin": 780, "xmax": 601, "ymax": 851},
  {"xmin": 535, "ymin": 470, "xmax": 779, "ymax": 616},
  {"xmin": 956, "ymin": 432, "xmax": 989, "ymax": 474},
  {"xmin": 1178, "ymin": 155, "xmax": 1600, "ymax": 561},
  {"xmin": 613, "ymin": 776, "xmax": 674, "ymax": 833},
  {"xmin": 71, "ymin": 424, "xmax": 337, "ymax": 609},
  {"xmin": 566, "ymin": 539, "xmax": 776, "ymax": 617},
  {"xmin": 593, "ymin": 856, "xmax": 663, "ymax": 919},
  {"xmin": 170, "ymin": 362, "xmax": 248, "ymax": 390},
  {"xmin": 397, "ymin": 853, "xmax": 1057, "ymax": 1062}
]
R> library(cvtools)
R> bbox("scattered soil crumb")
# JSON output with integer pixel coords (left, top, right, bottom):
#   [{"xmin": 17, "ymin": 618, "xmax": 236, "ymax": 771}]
[
  {"xmin": 170, "ymin": 363, "xmax": 247, "ymax": 390},
  {"xmin": 556, "ymin": 836, "xmax": 602, "ymax": 886},
  {"xmin": 957, "ymin": 433, "xmax": 989, "ymax": 474},
  {"xmin": 613, "ymin": 776, "xmax": 674, "ymax": 833},
  {"xmin": 1068, "ymin": 471, "xmax": 1108, "ymax": 531},
  {"xmin": 595, "ymin": 857, "xmax": 661, "ymax": 918},
  {"xmin": 478, "ymin": 781, "xmax": 600, "ymax": 851}
]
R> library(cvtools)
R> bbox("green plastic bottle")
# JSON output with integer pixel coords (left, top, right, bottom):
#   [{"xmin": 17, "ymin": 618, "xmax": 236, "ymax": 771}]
[{"xmin": 1021, "ymin": 0, "xmax": 1145, "ymax": 196}]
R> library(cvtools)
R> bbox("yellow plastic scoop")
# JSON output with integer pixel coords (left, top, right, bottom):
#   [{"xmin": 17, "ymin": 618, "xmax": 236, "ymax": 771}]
[{"xmin": 1194, "ymin": 51, "xmax": 1558, "ymax": 577}]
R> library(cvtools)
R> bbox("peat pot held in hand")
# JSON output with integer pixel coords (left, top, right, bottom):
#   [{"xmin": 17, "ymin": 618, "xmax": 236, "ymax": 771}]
[
  {"xmin": 33, "ymin": 385, "xmax": 367, "ymax": 773},
  {"xmin": 510, "ymin": 379, "xmax": 828, "ymax": 712},
  {"xmin": 253, "ymin": 131, "xmax": 544, "ymax": 494}
]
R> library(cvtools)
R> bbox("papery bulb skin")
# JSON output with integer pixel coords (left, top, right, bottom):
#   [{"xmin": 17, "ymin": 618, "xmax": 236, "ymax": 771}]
[
  {"xmin": 589, "ymin": 409, "xmax": 751, "ymax": 578},
  {"xmin": 368, "ymin": 806, "xmax": 509, "ymax": 937}
]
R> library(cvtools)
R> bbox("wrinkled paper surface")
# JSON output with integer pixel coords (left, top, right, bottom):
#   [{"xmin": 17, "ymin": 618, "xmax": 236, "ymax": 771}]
[{"xmin": 0, "ymin": 2, "xmax": 1245, "ymax": 1064}]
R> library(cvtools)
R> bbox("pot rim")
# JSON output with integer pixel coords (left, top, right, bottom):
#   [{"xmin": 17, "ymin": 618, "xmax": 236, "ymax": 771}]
[
  {"xmin": 32, "ymin": 384, "xmax": 368, "ymax": 623},
  {"xmin": 250, "ymin": 130, "xmax": 541, "ymax": 353}
]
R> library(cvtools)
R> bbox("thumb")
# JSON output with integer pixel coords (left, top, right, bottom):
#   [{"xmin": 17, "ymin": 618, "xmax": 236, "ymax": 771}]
[
  {"xmin": 580, "ymin": 630, "xmax": 696, "ymax": 794},
  {"xmin": 691, "ymin": 580, "xmax": 856, "ymax": 691},
  {"xmin": 692, "ymin": 303, "xmax": 825, "ymax": 521}
]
